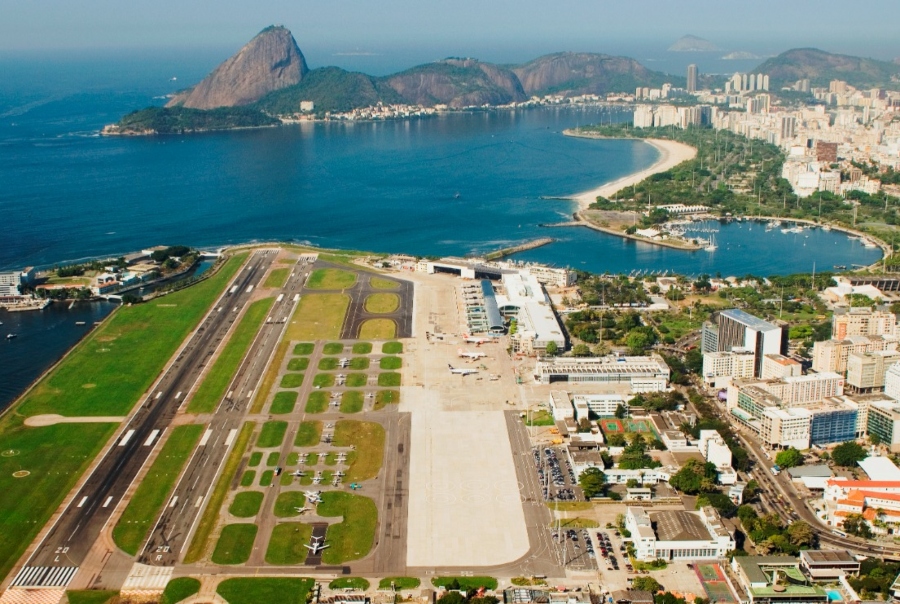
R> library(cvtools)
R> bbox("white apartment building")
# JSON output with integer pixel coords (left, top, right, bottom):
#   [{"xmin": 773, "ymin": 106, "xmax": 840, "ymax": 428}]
[
  {"xmin": 812, "ymin": 335, "xmax": 899, "ymax": 374},
  {"xmin": 760, "ymin": 407, "xmax": 812, "ymax": 450},
  {"xmin": 847, "ymin": 350, "xmax": 900, "ymax": 391},
  {"xmin": 832, "ymin": 308, "xmax": 897, "ymax": 339},
  {"xmin": 702, "ymin": 348, "xmax": 757, "ymax": 385},
  {"xmin": 761, "ymin": 354, "xmax": 802, "ymax": 380},
  {"xmin": 747, "ymin": 372, "xmax": 845, "ymax": 406},
  {"xmin": 885, "ymin": 363, "xmax": 900, "ymax": 401},
  {"xmin": 698, "ymin": 429, "xmax": 737, "ymax": 485}
]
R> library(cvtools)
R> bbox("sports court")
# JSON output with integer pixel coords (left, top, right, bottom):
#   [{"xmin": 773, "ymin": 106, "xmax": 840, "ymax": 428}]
[
  {"xmin": 695, "ymin": 562, "xmax": 737, "ymax": 604},
  {"xmin": 599, "ymin": 418, "xmax": 658, "ymax": 438}
]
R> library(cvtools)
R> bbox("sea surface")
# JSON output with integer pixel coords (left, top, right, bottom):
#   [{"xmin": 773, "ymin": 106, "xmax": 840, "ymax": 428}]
[{"xmin": 0, "ymin": 51, "xmax": 883, "ymax": 408}]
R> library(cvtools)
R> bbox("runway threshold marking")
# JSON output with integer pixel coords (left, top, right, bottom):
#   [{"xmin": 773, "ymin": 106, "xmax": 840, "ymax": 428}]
[
  {"xmin": 118, "ymin": 430, "xmax": 136, "ymax": 446},
  {"xmin": 168, "ymin": 496, "xmax": 178, "ymax": 508},
  {"xmin": 224, "ymin": 429, "xmax": 237, "ymax": 446},
  {"xmin": 103, "ymin": 496, "xmax": 113, "ymax": 508},
  {"xmin": 175, "ymin": 391, "xmax": 182, "ymax": 399},
  {"xmin": 144, "ymin": 430, "xmax": 160, "ymax": 447},
  {"xmin": 155, "ymin": 392, "xmax": 162, "ymax": 400},
  {"xmin": 195, "ymin": 496, "xmax": 204, "ymax": 508},
  {"xmin": 76, "ymin": 497, "xmax": 88, "ymax": 508},
  {"xmin": 199, "ymin": 429, "xmax": 213, "ymax": 446}
]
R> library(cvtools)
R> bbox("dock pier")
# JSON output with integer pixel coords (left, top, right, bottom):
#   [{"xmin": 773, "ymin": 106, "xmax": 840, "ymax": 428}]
[{"xmin": 484, "ymin": 237, "xmax": 556, "ymax": 261}]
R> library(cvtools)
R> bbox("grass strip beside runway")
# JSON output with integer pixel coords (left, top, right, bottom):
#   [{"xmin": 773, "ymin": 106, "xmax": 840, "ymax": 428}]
[
  {"xmin": 329, "ymin": 578, "xmax": 370, "ymax": 590},
  {"xmin": 359, "ymin": 319, "xmax": 395, "ymax": 339},
  {"xmin": 285, "ymin": 294, "xmax": 349, "ymax": 340},
  {"xmin": 379, "ymin": 577, "xmax": 421, "ymax": 590},
  {"xmin": 251, "ymin": 341, "xmax": 289, "ymax": 414},
  {"xmin": 212, "ymin": 523, "xmax": 257, "ymax": 564},
  {"xmin": 0, "ymin": 253, "xmax": 246, "ymax": 581},
  {"xmin": 263, "ymin": 267, "xmax": 290, "ymax": 289},
  {"xmin": 294, "ymin": 421, "xmax": 322, "ymax": 446},
  {"xmin": 369, "ymin": 277, "xmax": 400, "ymax": 290},
  {"xmin": 257, "ymin": 421, "xmax": 287, "ymax": 448},
  {"xmin": 319, "ymin": 491, "xmax": 377, "ymax": 564},
  {"xmin": 306, "ymin": 268, "xmax": 357, "ymax": 290},
  {"xmin": 161, "ymin": 577, "xmax": 201, "ymax": 604},
  {"xmin": 183, "ymin": 421, "xmax": 255, "ymax": 564},
  {"xmin": 274, "ymin": 491, "xmax": 307, "ymax": 517},
  {"xmin": 229, "ymin": 491, "xmax": 263, "ymax": 518},
  {"xmin": 364, "ymin": 293, "xmax": 399, "ymax": 314},
  {"xmin": 432, "ymin": 577, "xmax": 498, "ymax": 590},
  {"xmin": 217, "ymin": 578, "xmax": 314, "ymax": 604},
  {"xmin": 187, "ymin": 296, "xmax": 275, "ymax": 414},
  {"xmin": 112, "ymin": 424, "xmax": 204, "ymax": 555},
  {"xmin": 333, "ymin": 420, "xmax": 384, "ymax": 481}
]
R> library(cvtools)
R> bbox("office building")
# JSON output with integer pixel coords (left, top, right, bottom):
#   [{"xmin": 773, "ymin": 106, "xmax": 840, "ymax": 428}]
[
  {"xmin": 626, "ymin": 506, "xmax": 734, "ymax": 561},
  {"xmin": 572, "ymin": 393, "xmax": 628, "ymax": 418},
  {"xmin": 846, "ymin": 350, "xmax": 900, "ymax": 392},
  {"xmin": 761, "ymin": 354, "xmax": 802, "ymax": 380},
  {"xmin": 867, "ymin": 400, "xmax": 900, "ymax": 451},
  {"xmin": 687, "ymin": 64, "xmax": 698, "ymax": 93},
  {"xmin": 812, "ymin": 335, "xmax": 898, "ymax": 374},
  {"xmin": 832, "ymin": 308, "xmax": 897, "ymax": 339},
  {"xmin": 702, "ymin": 348, "xmax": 756, "ymax": 385},
  {"xmin": 798, "ymin": 551, "xmax": 860, "ymax": 580},
  {"xmin": 804, "ymin": 399, "xmax": 859, "ymax": 446},
  {"xmin": 885, "ymin": 362, "xmax": 900, "ymax": 400},
  {"xmin": 731, "ymin": 556, "xmax": 827, "ymax": 604},
  {"xmin": 706, "ymin": 309, "xmax": 786, "ymax": 377},
  {"xmin": 534, "ymin": 355, "xmax": 670, "ymax": 391}
]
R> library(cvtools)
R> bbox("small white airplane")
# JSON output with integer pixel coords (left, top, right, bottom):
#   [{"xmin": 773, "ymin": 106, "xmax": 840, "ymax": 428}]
[
  {"xmin": 304, "ymin": 490, "xmax": 322, "ymax": 503},
  {"xmin": 463, "ymin": 334, "xmax": 489, "ymax": 345},
  {"xmin": 304, "ymin": 536, "xmax": 329, "ymax": 554},
  {"xmin": 448, "ymin": 364, "xmax": 478, "ymax": 376},
  {"xmin": 291, "ymin": 470, "xmax": 307, "ymax": 477},
  {"xmin": 293, "ymin": 506, "xmax": 312, "ymax": 514},
  {"xmin": 458, "ymin": 348, "xmax": 487, "ymax": 360}
]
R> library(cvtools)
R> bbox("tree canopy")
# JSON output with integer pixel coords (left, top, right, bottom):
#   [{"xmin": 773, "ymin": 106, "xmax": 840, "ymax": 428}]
[
  {"xmin": 774, "ymin": 448, "xmax": 804, "ymax": 469},
  {"xmin": 668, "ymin": 459, "xmax": 718, "ymax": 494},
  {"xmin": 831, "ymin": 441, "xmax": 867, "ymax": 467},
  {"xmin": 579, "ymin": 467, "xmax": 606, "ymax": 499}
]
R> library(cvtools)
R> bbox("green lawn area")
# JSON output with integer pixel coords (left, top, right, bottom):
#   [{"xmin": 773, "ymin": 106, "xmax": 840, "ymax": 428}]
[
  {"xmin": 378, "ymin": 372, "xmax": 401, "ymax": 387},
  {"xmin": 379, "ymin": 356, "xmax": 402, "ymax": 370},
  {"xmin": 263, "ymin": 267, "xmax": 290, "ymax": 289},
  {"xmin": 374, "ymin": 390, "xmax": 400, "ymax": 410},
  {"xmin": 112, "ymin": 424, "xmax": 204, "ymax": 554},
  {"xmin": 364, "ymin": 293, "xmax": 399, "ymax": 314},
  {"xmin": 280, "ymin": 373, "xmax": 303, "ymax": 388},
  {"xmin": 313, "ymin": 373, "xmax": 335, "ymax": 388},
  {"xmin": 304, "ymin": 453, "xmax": 319, "ymax": 466},
  {"xmin": 251, "ymin": 340, "xmax": 288, "ymax": 414},
  {"xmin": 340, "ymin": 391, "xmax": 364, "ymax": 413},
  {"xmin": 161, "ymin": 577, "xmax": 201, "ymax": 604},
  {"xmin": 345, "ymin": 373, "xmax": 368, "ymax": 387},
  {"xmin": 257, "ymin": 421, "xmax": 287, "ymax": 448},
  {"xmin": 211, "ymin": 523, "xmax": 258, "ymax": 565},
  {"xmin": 286, "ymin": 452, "xmax": 299, "ymax": 466},
  {"xmin": 259, "ymin": 470, "xmax": 274, "ymax": 487},
  {"xmin": 525, "ymin": 410, "xmax": 555, "ymax": 426},
  {"xmin": 318, "ymin": 491, "xmax": 377, "ymax": 564},
  {"xmin": 266, "ymin": 452, "xmax": 279, "ymax": 466},
  {"xmin": 306, "ymin": 268, "xmax": 357, "ymax": 290},
  {"xmin": 553, "ymin": 517, "xmax": 599, "ymax": 528},
  {"xmin": 318, "ymin": 357, "xmax": 338, "ymax": 370},
  {"xmin": 66, "ymin": 590, "xmax": 119, "ymax": 604},
  {"xmin": 370, "ymin": 277, "xmax": 399, "ymax": 290},
  {"xmin": 293, "ymin": 343, "xmax": 314, "ymax": 355},
  {"xmin": 546, "ymin": 501, "xmax": 594, "ymax": 511},
  {"xmin": 329, "ymin": 578, "xmax": 370, "ymax": 590},
  {"xmin": 432, "ymin": 577, "xmax": 498, "ymax": 590},
  {"xmin": 270, "ymin": 391, "xmax": 298, "ymax": 414},
  {"xmin": 279, "ymin": 472, "xmax": 293, "ymax": 486},
  {"xmin": 333, "ymin": 420, "xmax": 384, "ymax": 481},
  {"xmin": 265, "ymin": 522, "xmax": 313, "ymax": 565},
  {"xmin": 240, "ymin": 471, "xmax": 255, "ymax": 487},
  {"xmin": 352, "ymin": 342, "xmax": 372, "ymax": 354},
  {"xmin": 248, "ymin": 452, "xmax": 262, "ymax": 467},
  {"xmin": 323, "ymin": 452, "xmax": 338, "ymax": 466},
  {"xmin": 359, "ymin": 319, "xmax": 395, "ymax": 339},
  {"xmin": 0, "ymin": 255, "xmax": 247, "ymax": 581},
  {"xmin": 349, "ymin": 357, "xmax": 369, "ymax": 370},
  {"xmin": 294, "ymin": 421, "xmax": 322, "ymax": 446},
  {"xmin": 379, "ymin": 577, "xmax": 421, "ymax": 590},
  {"xmin": 286, "ymin": 357, "xmax": 309, "ymax": 371},
  {"xmin": 229, "ymin": 491, "xmax": 263, "ymax": 518},
  {"xmin": 274, "ymin": 491, "xmax": 307, "ymax": 517},
  {"xmin": 383, "ymin": 341, "xmax": 403, "ymax": 354},
  {"xmin": 184, "ymin": 421, "xmax": 254, "ymax": 564},
  {"xmin": 188, "ymin": 296, "xmax": 275, "ymax": 413},
  {"xmin": 285, "ymin": 294, "xmax": 349, "ymax": 340},
  {"xmin": 323, "ymin": 342, "xmax": 344, "ymax": 355},
  {"xmin": 305, "ymin": 391, "xmax": 328, "ymax": 413},
  {"xmin": 217, "ymin": 578, "xmax": 314, "ymax": 604}
]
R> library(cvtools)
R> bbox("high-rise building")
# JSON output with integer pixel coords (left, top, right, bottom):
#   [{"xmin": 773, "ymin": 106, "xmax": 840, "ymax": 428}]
[
  {"xmin": 885, "ymin": 363, "xmax": 900, "ymax": 400},
  {"xmin": 847, "ymin": 350, "xmax": 900, "ymax": 392},
  {"xmin": 687, "ymin": 64, "xmax": 698, "ymax": 93},
  {"xmin": 710, "ymin": 309, "xmax": 787, "ymax": 377},
  {"xmin": 832, "ymin": 308, "xmax": 897, "ymax": 339},
  {"xmin": 812, "ymin": 335, "xmax": 899, "ymax": 374},
  {"xmin": 780, "ymin": 116, "xmax": 796, "ymax": 141}
]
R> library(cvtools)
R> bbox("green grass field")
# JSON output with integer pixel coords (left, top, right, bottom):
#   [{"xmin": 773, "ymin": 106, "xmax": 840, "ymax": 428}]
[
  {"xmin": 374, "ymin": 390, "xmax": 400, "ymax": 410},
  {"xmin": 378, "ymin": 372, "xmax": 401, "ymax": 387},
  {"xmin": 66, "ymin": 590, "xmax": 119, "ymax": 604},
  {"xmin": 333, "ymin": 420, "xmax": 384, "ymax": 481},
  {"xmin": 379, "ymin": 356, "xmax": 402, "ymax": 370},
  {"xmin": 161, "ymin": 577, "xmax": 201, "ymax": 604},
  {"xmin": 359, "ymin": 319, "xmax": 395, "ymax": 339},
  {"xmin": 323, "ymin": 342, "xmax": 344, "ymax": 354},
  {"xmin": 188, "ymin": 297, "xmax": 275, "ymax": 413},
  {"xmin": 112, "ymin": 424, "xmax": 204, "ymax": 554},
  {"xmin": 184, "ymin": 421, "xmax": 254, "ymax": 564},
  {"xmin": 383, "ymin": 341, "xmax": 403, "ymax": 354},
  {"xmin": 329, "ymin": 578, "xmax": 370, "ymax": 590},
  {"xmin": 274, "ymin": 491, "xmax": 307, "ymax": 517},
  {"xmin": 286, "ymin": 452, "xmax": 299, "ymax": 466},
  {"xmin": 265, "ymin": 522, "xmax": 313, "ymax": 565},
  {"xmin": 280, "ymin": 373, "xmax": 304, "ymax": 388},
  {"xmin": 294, "ymin": 421, "xmax": 322, "ymax": 447},
  {"xmin": 525, "ymin": 410, "xmax": 555, "ymax": 426},
  {"xmin": 318, "ymin": 491, "xmax": 377, "ymax": 564},
  {"xmin": 306, "ymin": 268, "xmax": 357, "ymax": 290},
  {"xmin": 286, "ymin": 357, "xmax": 309, "ymax": 371},
  {"xmin": 263, "ymin": 267, "xmax": 290, "ymax": 289},
  {"xmin": 259, "ymin": 470, "xmax": 274, "ymax": 487},
  {"xmin": 364, "ymin": 293, "xmax": 399, "ymax": 314},
  {"xmin": 305, "ymin": 391, "xmax": 328, "ymax": 413},
  {"xmin": 257, "ymin": 421, "xmax": 287, "ymax": 448},
  {"xmin": 352, "ymin": 342, "xmax": 372, "ymax": 354},
  {"xmin": 266, "ymin": 452, "xmax": 279, "ymax": 466},
  {"xmin": 212, "ymin": 523, "xmax": 258, "ymax": 565},
  {"xmin": 248, "ymin": 452, "xmax": 262, "ymax": 467},
  {"xmin": 345, "ymin": 373, "xmax": 367, "ymax": 387},
  {"xmin": 304, "ymin": 453, "xmax": 319, "ymax": 466},
  {"xmin": 240, "ymin": 471, "xmax": 255, "ymax": 487},
  {"xmin": 349, "ymin": 357, "xmax": 369, "ymax": 370},
  {"xmin": 270, "ymin": 391, "xmax": 298, "ymax": 414},
  {"xmin": 229, "ymin": 491, "xmax": 263, "ymax": 518},
  {"xmin": 217, "ymin": 578, "xmax": 314, "ymax": 604},
  {"xmin": 318, "ymin": 357, "xmax": 338, "ymax": 370},
  {"xmin": 370, "ymin": 277, "xmax": 399, "ymax": 290},
  {"xmin": 251, "ymin": 340, "xmax": 288, "ymax": 414},
  {"xmin": 340, "ymin": 391, "xmax": 364, "ymax": 413},
  {"xmin": 285, "ymin": 294, "xmax": 349, "ymax": 340},
  {"xmin": 432, "ymin": 577, "xmax": 498, "ymax": 590},
  {"xmin": 379, "ymin": 577, "xmax": 421, "ymax": 590},
  {"xmin": 313, "ymin": 373, "xmax": 335, "ymax": 388},
  {"xmin": 293, "ymin": 343, "xmax": 314, "ymax": 355}
]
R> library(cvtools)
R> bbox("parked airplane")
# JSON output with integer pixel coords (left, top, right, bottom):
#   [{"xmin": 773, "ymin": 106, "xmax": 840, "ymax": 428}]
[
  {"xmin": 462, "ymin": 334, "xmax": 489, "ymax": 345},
  {"xmin": 293, "ymin": 506, "xmax": 312, "ymax": 514},
  {"xmin": 458, "ymin": 348, "xmax": 487, "ymax": 360},
  {"xmin": 304, "ymin": 490, "xmax": 322, "ymax": 504},
  {"xmin": 304, "ymin": 536, "xmax": 329, "ymax": 554},
  {"xmin": 448, "ymin": 364, "xmax": 478, "ymax": 376},
  {"xmin": 290, "ymin": 470, "xmax": 307, "ymax": 477}
]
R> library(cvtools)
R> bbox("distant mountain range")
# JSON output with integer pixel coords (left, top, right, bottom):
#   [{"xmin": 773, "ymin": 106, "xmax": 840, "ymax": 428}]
[{"xmin": 106, "ymin": 27, "xmax": 900, "ymax": 134}]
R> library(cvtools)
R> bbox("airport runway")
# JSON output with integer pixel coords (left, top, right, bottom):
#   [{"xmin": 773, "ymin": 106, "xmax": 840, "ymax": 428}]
[{"xmin": 9, "ymin": 250, "xmax": 278, "ymax": 588}]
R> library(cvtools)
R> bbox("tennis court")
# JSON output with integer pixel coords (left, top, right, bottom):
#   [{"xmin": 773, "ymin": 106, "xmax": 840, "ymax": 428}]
[
  {"xmin": 600, "ymin": 417, "xmax": 658, "ymax": 439},
  {"xmin": 695, "ymin": 563, "xmax": 736, "ymax": 604}
]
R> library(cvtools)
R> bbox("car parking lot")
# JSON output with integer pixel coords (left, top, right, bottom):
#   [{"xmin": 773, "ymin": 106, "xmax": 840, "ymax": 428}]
[
  {"xmin": 533, "ymin": 446, "xmax": 584, "ymax": 502},
  {"xmin": 551, "ymin": 526, "xmax": 597, "ymax": 571}
]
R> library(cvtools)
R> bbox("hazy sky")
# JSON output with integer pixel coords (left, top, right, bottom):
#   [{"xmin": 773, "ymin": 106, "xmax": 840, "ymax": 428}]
[{"xmin": 3, "ymin": 0, "xmax": 900, "ymax": 62}]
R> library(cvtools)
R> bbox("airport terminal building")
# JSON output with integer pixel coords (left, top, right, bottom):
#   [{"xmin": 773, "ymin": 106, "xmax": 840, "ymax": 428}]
[
  {"xmin": 626, "ymin": 506, "xmax": 734, "ymax": 561},
  {"xmin": 534, "ymin": 355, "xmax": 670, "ymax": 392}
]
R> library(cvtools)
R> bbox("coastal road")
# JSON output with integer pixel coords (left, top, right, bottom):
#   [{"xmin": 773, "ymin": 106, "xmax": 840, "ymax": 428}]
[
  {"xmin": 8, "ymin": 250, "xmax": 275, "ymax": 589},
  {"xmin": 136, "ymin": 255, "xmax": 312, "ymax": 567}
]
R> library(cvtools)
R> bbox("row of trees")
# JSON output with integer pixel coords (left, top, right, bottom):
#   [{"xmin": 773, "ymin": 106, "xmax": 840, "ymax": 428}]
[{"xmin": 737, "ymin": 506, "xmax": 814, "ymax": 554}]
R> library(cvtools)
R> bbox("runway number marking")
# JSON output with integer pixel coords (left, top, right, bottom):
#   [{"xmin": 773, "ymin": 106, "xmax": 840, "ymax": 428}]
[
  {"xmin": 118, "ymin": 430, "xmax": 135, "ymax": 446},
  {"xmin": 144, "ymin": 429, "xmax": 160, "ymax": 446},
  {"xmin": 224, "ymin": 429, "xmax": 238, "ymax": 446}
]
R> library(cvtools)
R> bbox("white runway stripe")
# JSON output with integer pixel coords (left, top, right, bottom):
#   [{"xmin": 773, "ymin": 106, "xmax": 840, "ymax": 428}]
[{"xmin": 11, "ymin": 566, "xmax": 77, "ymax": 587}]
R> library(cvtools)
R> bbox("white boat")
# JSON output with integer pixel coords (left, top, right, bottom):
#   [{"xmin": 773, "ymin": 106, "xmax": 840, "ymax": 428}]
[
  {"xmin": 863, "ymin": 240, "xmax": 878, "ymax": 248},
  {"xmin": 822, "ymin": 225, "xmax": 832, "ymax": 231},
  {"xmin": 704, "ymin": 235, "xmax": 718, "ymax": 252},
  {"xmin": 6, "ymin": 334, "xmax": 16, "ymax": 340}
]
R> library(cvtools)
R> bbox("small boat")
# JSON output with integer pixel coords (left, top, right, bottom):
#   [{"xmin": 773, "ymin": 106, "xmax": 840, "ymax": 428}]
[
  {"xmin": 75, "ymin": 321, "xmax": 86, "ymax": 326},
  {"xmin": 6, "ymin": 334, "xmax": 16, "ymax": 340},
  {"xmin": 863, "ymin": 240, "xmax": 878, "ymax": 248},
  {"xmin": 822, "ymin": 225, "xmax": 832, "ymax": 231},
  {"xmin": 704, "ymin": 235, "xmax": 718, "ymax": 252},
  {"xmin": 834, "ymin": 265, "xmax": 847, "ymax": 270}
]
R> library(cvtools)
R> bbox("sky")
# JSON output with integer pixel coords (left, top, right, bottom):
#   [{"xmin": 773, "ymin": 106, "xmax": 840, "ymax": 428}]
[{"xmin": 3, "ymin": 0, "xmax": 900, "ymax": 67}]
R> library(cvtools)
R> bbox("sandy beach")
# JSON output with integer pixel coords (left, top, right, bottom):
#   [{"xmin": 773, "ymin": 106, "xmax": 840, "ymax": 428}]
[{"xmin": 565, "ymin": 135, "xmax": 698, "ymax": 210}]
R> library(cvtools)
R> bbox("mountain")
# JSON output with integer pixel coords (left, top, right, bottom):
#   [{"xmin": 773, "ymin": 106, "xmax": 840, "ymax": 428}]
[
  {"xmin": 168, "ymin": 26, "xmax": 309, "ymax": 109},
  {"xmin": 512, "ymin": 52, "xmax": 676, "ymax": 96},
  {"xmin": 755, "ymin": 48, "xmax": 900, "ymax": 89},
  {"xmin": 383, "ymin": 59, "xmax": 527, "ymax": 108},
  {"xmin": 256, "ymin": 67, "xmax": 404, "ymax": 114},
  {"xmin": 668, "ymin": 35, "xmax": 720, "ymax": 52}
]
